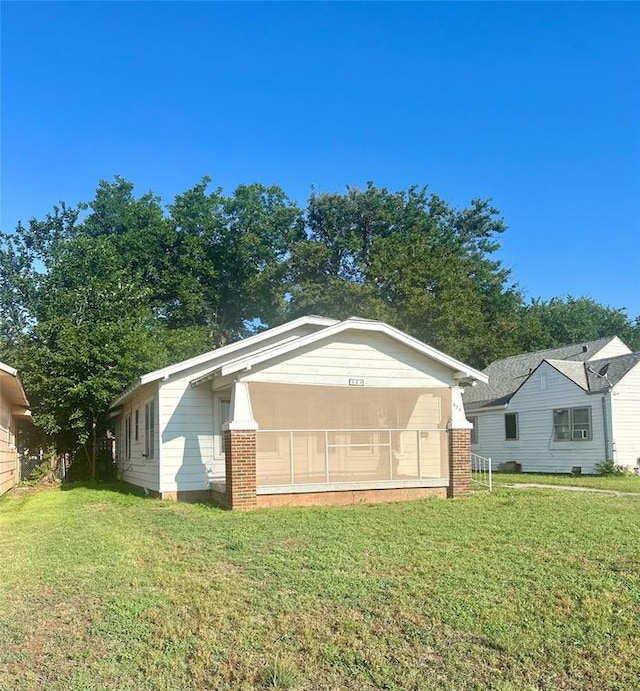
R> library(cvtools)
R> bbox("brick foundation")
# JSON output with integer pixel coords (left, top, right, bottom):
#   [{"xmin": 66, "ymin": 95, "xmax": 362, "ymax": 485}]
[
  {"xmin": 224, "ymin": 429, "xmax": 257, "ymax": 510},
  {"xmin": 447, "ymin": 427, "xmax": 471, "ymax": 498},
  {"xmin": 160, "ymin": 489, "xmax": 213, "ymax": 503},
  {"xmin": 256, "ymin": 486, "xmax": 446, "ymax": 508}
]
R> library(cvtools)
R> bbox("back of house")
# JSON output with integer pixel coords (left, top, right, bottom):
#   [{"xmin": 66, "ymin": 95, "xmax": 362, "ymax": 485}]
[{"xmin": 464, "ymin": 337, "xmax": 640, "ymax": 474}]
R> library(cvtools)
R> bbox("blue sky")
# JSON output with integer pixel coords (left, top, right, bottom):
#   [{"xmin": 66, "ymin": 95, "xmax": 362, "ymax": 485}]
[{"xmin": 2, "ymin": 2, "xmax": 639, "ymax": 318}]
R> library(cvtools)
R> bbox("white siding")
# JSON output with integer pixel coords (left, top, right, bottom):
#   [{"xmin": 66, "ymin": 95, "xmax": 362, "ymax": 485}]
[
  {"xmin": 116, "ymin": 383, "xmax": 160, "ymax": 492},
  {"xmin": 242, "ymin": 332, "xmax": 458, "ymax": 388},
  {"xmin": 116, "ymin": 329, "xmax": 464, "ymax": 494},
  {"xmin": 0, "ymin": 381, "xmax": 18, "ymax": 495},
  {"xmin": 588, "ymin": 337, "xmax": 632, "ymax": 361},
  {"xmin": 472, "ymin": 362, "xmax": 607, "ymax": 474},
  {"xmin": 158, "ymin": 374, "xmax": 221, "ymax": 493},
  {"xmin": 611, "ymin": 362, "xmax": 640, "ymax": 469}
]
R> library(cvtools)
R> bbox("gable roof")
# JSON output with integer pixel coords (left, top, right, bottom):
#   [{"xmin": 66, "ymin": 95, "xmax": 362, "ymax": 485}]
[
  {"xmin": 464, "ymin": 336, "xmax": 628, "ymax": 410},
  {"xmin": 111, "ymin": 316, "xmax": 338, "ymax": 407},
  {"xmin": 111, "ymin": 316, "xmax": 488, "ymax": 408},
  {"xmin": 190, "ymin": 316, "xmax": 489, "ymax": 387},
  {"xmin": 545, "ymin": 359, "xmax": 589, "ymax": 390},
  {"xmin": 586, "ymin": 352, "xmax": 640, "ymax": 392}
]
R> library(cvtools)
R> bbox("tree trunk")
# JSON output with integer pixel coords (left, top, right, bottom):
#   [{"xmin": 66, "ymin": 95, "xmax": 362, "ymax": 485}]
[{"xmin": 91, "ymin": 420, "xmax": 97, "ymax": 481}]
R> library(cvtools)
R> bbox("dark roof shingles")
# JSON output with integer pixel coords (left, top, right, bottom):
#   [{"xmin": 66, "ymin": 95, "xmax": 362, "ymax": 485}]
[{"xmin": 464, "ymin": 337, "xmax": 627, "ymax": 410}]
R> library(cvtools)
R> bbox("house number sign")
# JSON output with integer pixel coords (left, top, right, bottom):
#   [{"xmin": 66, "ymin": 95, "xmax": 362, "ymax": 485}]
[{"xmin": 349, "ymin": 378, "xmax": 365, "ymax": 386}]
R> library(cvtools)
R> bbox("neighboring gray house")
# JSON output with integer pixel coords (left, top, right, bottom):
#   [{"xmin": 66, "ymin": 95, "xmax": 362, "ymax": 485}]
[{"xmin": 464, "ymin": 337, "xmax": 640, "ymax": 474}]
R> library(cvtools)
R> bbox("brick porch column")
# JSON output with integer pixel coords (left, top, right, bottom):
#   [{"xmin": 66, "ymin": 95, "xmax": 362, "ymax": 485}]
[
  {"xmin": 224, "ymin": 430, "xmax": 257, "ymax": 510},
  {"xmin": 222, "ymin": 381, "xmax": 258, "ymax": 511},
  {"xmin": 447, "ymin": 386, "xmax": 472, "ymax": 498},
  {"xmin": 447, "ymin": 427, "xmax": 472, "ymax": 498}
]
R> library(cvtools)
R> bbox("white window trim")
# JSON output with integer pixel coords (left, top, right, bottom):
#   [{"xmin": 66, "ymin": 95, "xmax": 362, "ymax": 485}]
[
  {"xmin": 144, "ymin": 398, "xmax": 156, "ymax": 460},
  {"xmin": 213, "ymin": 394, "xmax": 232, "ymax": 459},
  {"xmin": 505, "ymin": 412, "xmax": 519, "ymax": 441},
  {"xmin": 124, "ymin": 414, "xmax": 132, "ymax": 460},
  {"xmin": 553, "ymin": 406, "xmax": 592, "ymax": 442},
  {"xmin": 468, "ymin": 415, "xmax": 478, "ymax": 445}
]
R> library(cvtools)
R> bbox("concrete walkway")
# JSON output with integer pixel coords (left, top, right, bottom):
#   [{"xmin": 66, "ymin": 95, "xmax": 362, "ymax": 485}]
[{"xmin": 504, "ymin": 483, "xmax": 640, "ymax": 497}]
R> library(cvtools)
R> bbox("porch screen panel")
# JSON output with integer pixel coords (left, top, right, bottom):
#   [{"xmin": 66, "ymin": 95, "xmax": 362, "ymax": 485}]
[
  {"xmin": 293, "ymin": 432, "xmax": 326, "ymax": 484},
  {"xmin": 419, "ymin": 430, "xmax": 449, "ymax": 478},
  {"xmin": 255, "ymin": 431, "xmax": 290, "ymax": 485},
  {"xmin": 249, "ymin": 383, "xmax": 451, "ymax": 486}
]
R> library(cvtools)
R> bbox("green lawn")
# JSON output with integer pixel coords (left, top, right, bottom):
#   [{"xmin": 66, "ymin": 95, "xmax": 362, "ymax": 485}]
[
  {"xmin": 490, "ymin": 472, "xmax": 640, "ymax": 493},
  {"xmin": 1, "ymin": 484, "xmax": 640, "ymax": 691}
]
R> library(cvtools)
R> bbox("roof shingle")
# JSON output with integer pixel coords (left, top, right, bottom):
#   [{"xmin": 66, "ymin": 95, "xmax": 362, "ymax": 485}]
[{"xmin": 464, "ymin": 337, "xmax": 635, "ymax": 410}]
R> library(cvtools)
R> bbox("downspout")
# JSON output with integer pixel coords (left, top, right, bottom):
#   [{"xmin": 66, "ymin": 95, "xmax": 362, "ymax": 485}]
[
  {"xmin": 601, "ymin": 394, "xmax": 610, "ymax": 461},
  {"xmin": 608, "ymin": 389, "xmax": 617, "ymax": 462}
]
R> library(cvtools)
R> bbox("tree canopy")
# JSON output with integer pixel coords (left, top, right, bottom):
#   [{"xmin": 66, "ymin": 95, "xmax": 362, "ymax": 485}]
[{"xmin": 1, "ymin": 176, "xmax": 638, "ymax": 470}]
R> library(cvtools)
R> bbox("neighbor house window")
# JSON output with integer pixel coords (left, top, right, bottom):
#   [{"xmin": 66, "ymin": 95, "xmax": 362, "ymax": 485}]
[
  {"xmin": 134, "ymin": 408, "xmax": 139, "ymax": 442},
  {"xmin": 553, "ymin": 407, "xmax": 591, "ymax": 441},
  {"xmin": 144, "ymin": 399, "xmax": 155, "ymax": 458},
  {"xmin": 505, "ymin": 413, "xmax": 518, "ymax": 440},
  {"xmin": 468, "ymin": 415, "xmax": 478, "ymax": 445}
]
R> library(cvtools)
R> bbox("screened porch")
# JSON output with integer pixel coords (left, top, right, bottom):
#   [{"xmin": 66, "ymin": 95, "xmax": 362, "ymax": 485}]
[{"xmin": 248, "ymin": 382, "xmax": 451, "ymax": 492}]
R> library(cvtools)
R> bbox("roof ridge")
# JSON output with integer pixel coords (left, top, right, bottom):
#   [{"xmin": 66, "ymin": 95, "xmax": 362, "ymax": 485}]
[
  {"xmin": 485, "ymin": 336, "xmax": 616, "ymax": 366},
  {"xmin": 588, "ymin": 350, "xmax": 640, "ymax": 365}
]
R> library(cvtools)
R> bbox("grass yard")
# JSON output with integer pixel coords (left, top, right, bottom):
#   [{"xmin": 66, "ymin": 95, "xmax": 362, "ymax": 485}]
[
  {"xmin": 491, "ymin": 472, "xmax": 640, "ymax": 493},
  {"xmin": 1, "ymin": 484, "xmax": 639, "ymax": 691}
]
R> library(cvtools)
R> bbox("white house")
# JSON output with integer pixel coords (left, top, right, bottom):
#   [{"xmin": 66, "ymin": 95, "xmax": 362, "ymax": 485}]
[
  {"xmin": 0, "ymin": 361, "xmax": 31, "ymax": 495},
  {"xmin": 110, "ymin": 316, "xmax": 487, "ymax": 509},
  {"xmin": 464, "ymin": 337, "xmax": 640, "ymax": 474}
]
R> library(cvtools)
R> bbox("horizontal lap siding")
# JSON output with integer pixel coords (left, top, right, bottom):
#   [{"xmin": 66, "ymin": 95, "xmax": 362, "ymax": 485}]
[
  {"xmin": 612, "ymin": 363, "xmax": 640, "ymax": 468},
  {"xmin": 159, "ymin": 377, "xmax": 218, "ymax": 493},
  {"xmin": 117, "ymin": 385, "xmax": 160, "ymax": 492},
  {"xmin": 0, "ymin": 447, "xmax": 17, "ymax": 495},
  {"xmin": 591, "ymin": 338, "xmax": 632, "ymax": 360},
  {"xmin": 0, "ymin": 391, "xmax": 17, "ymax": 495},
  {"xmin": 138, "ymin": 328, "xmax": 460, "ymax": 495},
  {"xmin": 472, "ymin": 362, "xmax": 607, "ymax": 474},
  {"xmin": 243, "ymin": 332, "xmax": 457, "ymax": 388}
]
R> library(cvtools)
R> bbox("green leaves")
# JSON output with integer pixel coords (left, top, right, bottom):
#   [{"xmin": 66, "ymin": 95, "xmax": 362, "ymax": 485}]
[
  {"xmin": 2, "ymin": 175, "xmax": 638, "ymax": 465},
  {"xmin": 288, "ymin": 183, "xmax": 519, "ymax": 366}
]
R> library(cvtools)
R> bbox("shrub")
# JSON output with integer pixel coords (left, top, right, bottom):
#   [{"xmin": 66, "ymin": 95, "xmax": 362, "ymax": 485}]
[
  {"xmin": 22, "ymin": 459, "xmax": 56, "ymax": 485},
  {"xmin": 594, "ymin": 460, "xmax": 634, "ymax": 477}
]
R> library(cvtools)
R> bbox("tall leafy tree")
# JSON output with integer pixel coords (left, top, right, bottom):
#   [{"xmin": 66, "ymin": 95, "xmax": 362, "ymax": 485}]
[
  {"xmin": 3, "ymin": 175, "xmax": 638, "ymax": 477},
  {"xmin": 169, "ymin": 178, "xmax": 304, "ymax": 344},
  {"xmin": 288, "ymin": 183, "xmax": 524, "ymax": 366},
  {"xmin": 21, "ymin": 237, "xmax": 168, "ymax": 469},
  {"xmin": 0, "ymin": 203, "xmax": 79, "ymax": 355},
  {"xmin": 523, "ymin": 297, "xmax": 640, "ymax": 351}
]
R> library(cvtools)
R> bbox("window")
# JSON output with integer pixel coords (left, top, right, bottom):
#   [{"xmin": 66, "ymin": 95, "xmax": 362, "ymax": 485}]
[
  {"xmin": 554, "ymin": 407, "xmax": 591, "ymax": 441},
  {"xmin": 144, "ymin": 399, "xmax": 155, "ymax": 458},
  {"xmin": 134, "ymin": 409, "xmax": 139, "ymax": 441},
  {"xmin": 220, "ymin": 399, "xmax": 231, "ymax": 429},
  {"xmin": 214, "ymin": 396, "xmax": 232, "ymax": 458},
  {"xmin": 468, "ymin": 416, "xmax": 478, "ymax": 445},
  {"xmin": 505, "ymin": 413, "xmax": 518, "ymax": 440},
  {"xmin": 124, "ymin": 414, "xmax": 131, "ymax": 459}
]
